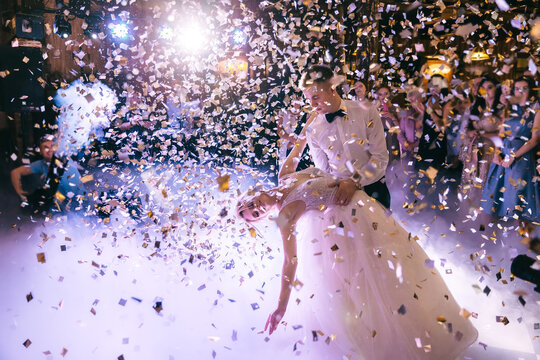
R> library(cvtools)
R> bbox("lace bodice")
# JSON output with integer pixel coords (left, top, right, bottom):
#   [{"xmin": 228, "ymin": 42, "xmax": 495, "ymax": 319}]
[{"xmin": 280, "ymin": 168, "xmax": 338, "ymax": 212}]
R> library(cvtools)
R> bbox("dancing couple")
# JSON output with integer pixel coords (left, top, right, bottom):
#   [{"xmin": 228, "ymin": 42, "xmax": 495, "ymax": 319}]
[{"xmin": 237, "ymin": 65, "xmax": 477, "ymax": 359}]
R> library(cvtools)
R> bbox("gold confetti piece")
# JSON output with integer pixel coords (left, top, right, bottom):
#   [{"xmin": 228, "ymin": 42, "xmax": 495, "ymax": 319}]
[
  {"xmin": 425, "ymin": 166, "xmax": 438, "ymax": 181},
  {"xmin": 249, "ymin": 228, "xmax": 256, "ymax": 237},
  {"xmin": 208, "ymin": 336, "xmax": 220, "ymax": 342},
  {"xmin": 436, "ymin": 316, "xmax": 447, "ymax": 323},
  {"xmin": 80, "ymin": 174, "xmax": 93, "ymax": 183},
  {"xmin": 55, "ymin": 192, "xmax": 65, "ymax": 203},
  {"xmin": 372, "ymin": 222, "xmax": 378, "ymax": 230},
  {"xmin": 61, "ymin": 347, "xmax": 68, "ymax": 356},
  {"xmin": 153, "ymin": 301, "xmax": 163, "ymax": 313},
  {"xmin": 217, "ymin": 174, "xmax": 230, "ymax": 192},
  {"xmin": 324, "ymin": 334, "xmax": 335, "ymax": 344},
  {"xmin": 292, "ymin": 279, "xmax": 304, "ymax": 290},
  {"xmin": 23, "ymin": 339, "xmax": 31, "ymax": 348},
  {"xmin": 459, "ymin": 308, "xmax": 471, "ymax": 319},
  {"xmin": 330, "ymin": 244, "xmax": 339, "ymax": 251},
  {"xmin": 37, "ymin": 253, "xmax": 46, "ymax": 263},
  {"xmin": 318, "ymin": 204, "xmax": 327, "ymax": 211}
]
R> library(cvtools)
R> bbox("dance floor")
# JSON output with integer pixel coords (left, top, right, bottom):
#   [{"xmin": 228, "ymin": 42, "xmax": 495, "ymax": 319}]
[{"xmin": 0, "ymin": 160, "xmax": 538, "ymax": 360}]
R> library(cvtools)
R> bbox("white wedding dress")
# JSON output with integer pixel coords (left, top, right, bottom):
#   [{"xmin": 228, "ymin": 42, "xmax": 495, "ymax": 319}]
[{"xmin": 278, "ymin": 168, "xmax": 477, "ymax": 360}]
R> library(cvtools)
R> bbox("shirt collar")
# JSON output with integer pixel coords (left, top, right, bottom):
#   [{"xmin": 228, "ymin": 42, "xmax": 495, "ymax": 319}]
[{"xmin": 317, "ymin": 100, "xmax": 347, "ymax": 120}]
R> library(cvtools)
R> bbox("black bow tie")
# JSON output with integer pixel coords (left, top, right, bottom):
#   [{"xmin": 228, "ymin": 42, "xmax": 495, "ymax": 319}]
[{"xmin": 325, "ymin": 109, "xmax": 346, "ymax": 123}]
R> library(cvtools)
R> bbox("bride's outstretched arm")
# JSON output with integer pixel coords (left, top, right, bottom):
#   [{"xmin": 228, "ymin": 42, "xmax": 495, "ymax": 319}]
[
  {"xmin": 278, "ymin": 136, "xmax": 307, "ymax": 180},
  {"xmin": 278, "ymin": 113, "xmax": 317, "ymax": 180},
  {"xmin": 265, "ymin": 220, "xmax": 298, "ymax": 334}
]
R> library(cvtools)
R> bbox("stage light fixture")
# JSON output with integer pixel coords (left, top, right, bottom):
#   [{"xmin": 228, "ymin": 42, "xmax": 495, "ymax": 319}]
[
  {"xmin": 159, "ymin": 25, "xmax": 173, "ymax": 40},
  {"xmin": 84, "ymin": 14, "xmax": 101, "ymax": 39},
  {"xmin": 53, "ymin": 15, "xmax": 71, "ymax": 39},
  {"xmin": 232, "ymin": 28, "xmax": 247, "ymax": 46},
  {"xmin": 108, "ymin": 22, "xmax": 129, "ymax": 39}
]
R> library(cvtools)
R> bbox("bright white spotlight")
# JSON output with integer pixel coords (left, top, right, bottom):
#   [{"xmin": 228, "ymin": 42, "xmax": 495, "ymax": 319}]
[
  {"xmin": 178, "ymin": 23, "xmax": 206, "ymax": 53},
  {"xmin": 232, "ymin": 28, "xmax": 247, "ymax": 46},
  {"xmin": 160, "ymin": 25, "xmax": 173, "ymax": 40},
  {"xmin": 109, "ymin": 22, "xmax": 129, "ymax": 39}
]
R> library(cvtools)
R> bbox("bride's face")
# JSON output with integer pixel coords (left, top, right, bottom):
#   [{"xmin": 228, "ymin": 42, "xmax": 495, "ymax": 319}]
[{"xmin": 238, "ymin": 194, "xmax": 271, "ymax": 222}]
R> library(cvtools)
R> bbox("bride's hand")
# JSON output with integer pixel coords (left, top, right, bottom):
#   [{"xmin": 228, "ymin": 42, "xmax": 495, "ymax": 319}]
[
  {"xmin": 265, "ymin": 307, "xmax": 286, "ymax": 335},
  {"xmin": 330, "ymin": 179, "xmax": 357, "ymax": 206}
]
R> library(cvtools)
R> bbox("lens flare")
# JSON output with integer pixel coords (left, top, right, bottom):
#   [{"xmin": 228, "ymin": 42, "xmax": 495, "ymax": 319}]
[{"xmin": 109, "ymin": 22, "xmax": 129, "ymax": 39}]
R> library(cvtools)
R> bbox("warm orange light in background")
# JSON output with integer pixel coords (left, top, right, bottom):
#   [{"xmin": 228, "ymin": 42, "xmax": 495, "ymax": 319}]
[
  {"xmin": 421, "ymin": 57, "xmax": 453, "ymax": 89},
  {"xmin": 470, "ymin": 47, "xmax": 490, "ymax": 61},
  {"xmin": 218, "ymin": 58, "xmax": 248, "ymax": 75},
  {"xmin": 424, "ymin": 59, "xmax": 453, "ymax": 77}
]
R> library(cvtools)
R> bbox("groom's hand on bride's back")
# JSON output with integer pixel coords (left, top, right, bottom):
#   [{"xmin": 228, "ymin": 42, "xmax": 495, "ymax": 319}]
[{"xmin": 329, "ymin": 179, "xmax": 357, "ymax": 206}]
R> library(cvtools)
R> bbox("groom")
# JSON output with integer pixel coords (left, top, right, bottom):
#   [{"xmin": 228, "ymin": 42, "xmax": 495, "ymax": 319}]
[{"xmin": 299, "ymin": 64, "xmax": 391, "ymax": 208}]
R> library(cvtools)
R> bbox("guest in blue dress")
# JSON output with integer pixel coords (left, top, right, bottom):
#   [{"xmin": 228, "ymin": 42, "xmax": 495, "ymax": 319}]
[{"xmin": 481, "ymin": 76, "xmax": 540, "ymax": 232}]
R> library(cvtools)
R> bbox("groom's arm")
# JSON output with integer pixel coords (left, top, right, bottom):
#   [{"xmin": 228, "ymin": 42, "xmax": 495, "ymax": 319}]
[
  {"xmin": 305, "ymin": 122, "xmax": 331, "ymax": 174},
  {"xmin": 350, "ymin": 104, "xmax": 389, "ymax": 186}
]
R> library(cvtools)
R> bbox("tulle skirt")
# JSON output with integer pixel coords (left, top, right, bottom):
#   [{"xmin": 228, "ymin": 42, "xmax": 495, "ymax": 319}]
[{"xmin": 290, "ymin": 191, "xmax": 478, "ymax": 360}]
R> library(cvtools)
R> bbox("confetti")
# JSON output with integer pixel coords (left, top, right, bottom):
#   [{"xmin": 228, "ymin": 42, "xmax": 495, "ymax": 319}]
[
  {"xmin": 217, "ymin": 174, "xmax": 230, "ymax": 192},
  {"xmin": 459, "ymin": 309, "xmax": 471, "ymax": 319},
  {"xmin": 496, "ymin": 316, "xmax": 510, "ymax": 325},
  {"xmin": 1, "ymin": 1, "xmax": 537, "ymax": 358}
]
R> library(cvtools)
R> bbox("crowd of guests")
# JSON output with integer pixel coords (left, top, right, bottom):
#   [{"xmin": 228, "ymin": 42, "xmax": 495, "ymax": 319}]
[
  {"xmin": 277, "ymin": 72, "xmax": 540, "ymax": 236},
  {"xmin": 8, "ymin": 68, "xmax": 540, "ymax": 238}
]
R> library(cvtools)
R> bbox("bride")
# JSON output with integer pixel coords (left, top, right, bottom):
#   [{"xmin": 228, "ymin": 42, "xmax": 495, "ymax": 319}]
[{"xmin": 236, "ymin": 132, "xmax": 477, "ymax": 359}]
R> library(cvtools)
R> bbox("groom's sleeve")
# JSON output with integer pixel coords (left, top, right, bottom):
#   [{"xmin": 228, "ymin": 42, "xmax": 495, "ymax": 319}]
[
  {"xmin": 306, "ymin": 126, "xmax": 330, "ymax": 173},
  {"xmin": 351, "ymin": 105, "xmax": 389, "ymax": 186}
]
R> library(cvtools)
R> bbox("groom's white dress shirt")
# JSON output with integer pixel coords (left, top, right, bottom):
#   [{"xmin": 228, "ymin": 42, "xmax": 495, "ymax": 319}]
[{"xmin": 305, "ymin": 99, "xmax": 388, "ymax": 187}]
